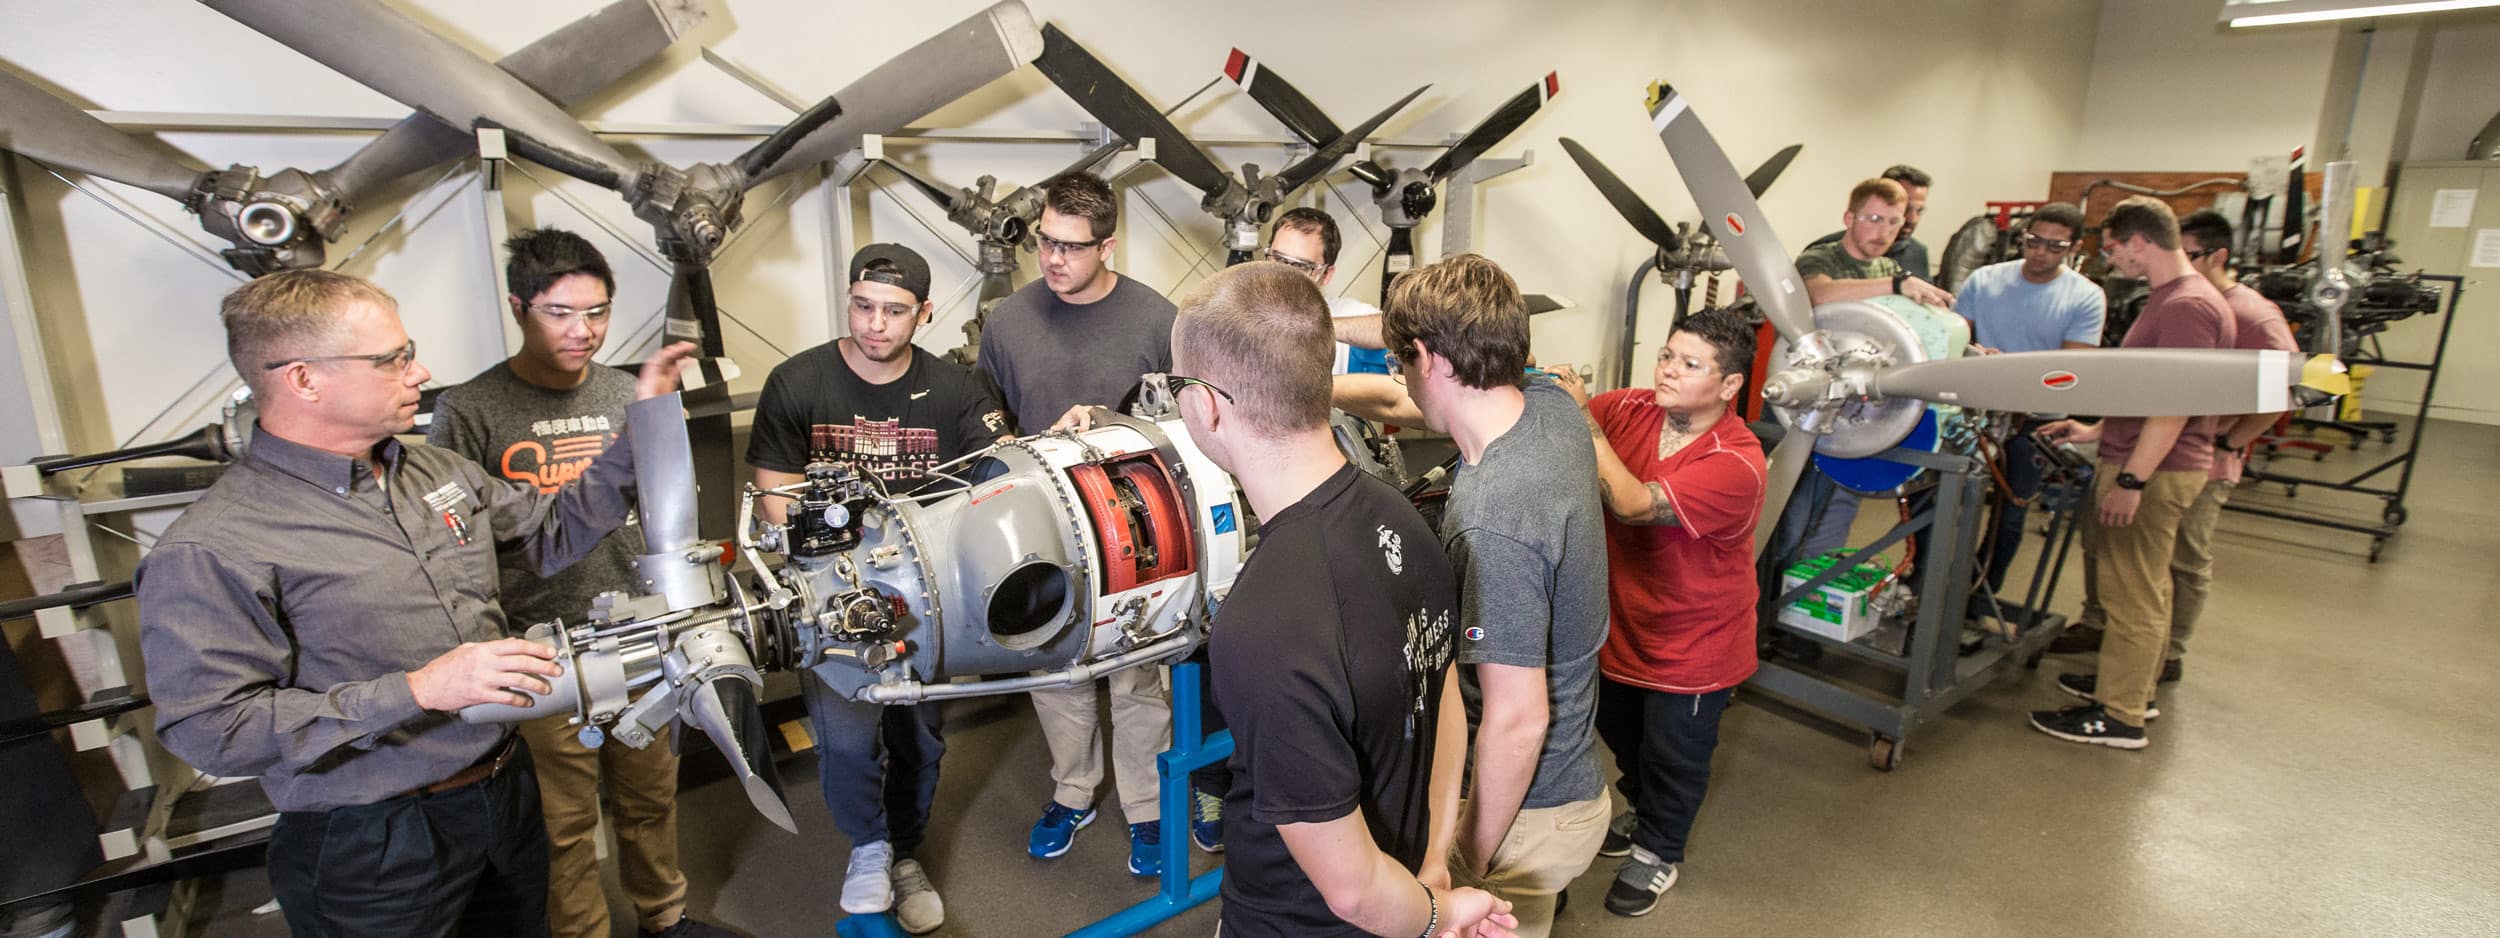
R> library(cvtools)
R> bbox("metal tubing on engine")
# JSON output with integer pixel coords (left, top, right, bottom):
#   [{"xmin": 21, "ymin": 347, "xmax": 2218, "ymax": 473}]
[{"xmin": 853, "ymin": 632, "xmax": 1197, "ymax": 704}]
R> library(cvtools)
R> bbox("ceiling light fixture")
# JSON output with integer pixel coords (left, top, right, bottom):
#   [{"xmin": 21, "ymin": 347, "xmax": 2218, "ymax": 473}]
[{"xmin": 2220, "ymin": 0, "xmax": 2500, "ymax": 28}]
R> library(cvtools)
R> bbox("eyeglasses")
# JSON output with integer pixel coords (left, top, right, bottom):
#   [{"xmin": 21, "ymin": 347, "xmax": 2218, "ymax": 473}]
[
  {"xmin": 263, "ymin": 340, "xmax": 418, "ymax": 376},
  {"xmin": 528, "ymin": 302, "xmax": 611, "ymax": 325},
  {"xmin": 1036, "ymin": 233, "xmax": 1106, "ymax": 257},
  {"xmin": 1657, "ymin": 351, "xmax": 1717, "ymax": 377},
  {"xmin": 2185, "ymin": 246, "xmax": 2223, "ymax": 261},
  {"xmin": 848, "ymin": 294, "xmax": 921, "ymax": 320},
  {"xmin": 1853, "ymin": 212, "xmax": 1904, "ymax": 229},
  {"xmin": 1262, "ymin": 249, "xmax": 1324, "ymax": 276},
  {"xmin": 1162, "ymin": 373, "xmax": 1234, "ymax": 403},
  {"xmin": 2021, "ymin": 234, "xmax": 2075, "ymax": 253}
]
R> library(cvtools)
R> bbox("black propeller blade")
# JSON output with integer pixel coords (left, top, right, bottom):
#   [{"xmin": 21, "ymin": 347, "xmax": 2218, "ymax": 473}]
[
  {"xmin": 1032, "ymin": 24, "xmax": 1230, "ymax": 198},
  {"xmin": 1560, "ymin": 137, "xmax": 1681, "ymax": 253},
  {"xmin": 1426, "ymin": 72, "xmax": 1557, "ymax": 183},
  {"xmin": 1274, "ymin": 84, "xmax": 1429, "ymax": 193}
]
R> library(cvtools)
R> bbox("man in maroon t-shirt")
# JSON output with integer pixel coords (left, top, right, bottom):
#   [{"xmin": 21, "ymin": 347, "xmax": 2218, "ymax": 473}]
[
  {"xmin": 2053, "ymin": 211, "xmax": 2299, "ymax": 689},
  {"xmin": 2033, "ymin": 197, "xmax": 2236, "ymax": 749},
  {"xmin": 1557, "ymin": 308, "xmax": 1766, "ymax": 917}
]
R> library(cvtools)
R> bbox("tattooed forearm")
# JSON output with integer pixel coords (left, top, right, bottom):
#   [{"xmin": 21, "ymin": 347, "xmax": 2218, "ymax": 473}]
[{"xmin": 1637, "ymin": 481, "xmax": 1681, "ymax": 526}]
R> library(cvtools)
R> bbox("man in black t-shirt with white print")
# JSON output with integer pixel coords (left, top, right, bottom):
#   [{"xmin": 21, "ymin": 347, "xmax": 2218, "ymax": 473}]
[
  {"xmin": 1176, "ymin": 262, "xmax": 1516, "ymax": 937},
  {"xmin": 746, "ymin": 243, "xmax": 1005, "ymax": 935}
]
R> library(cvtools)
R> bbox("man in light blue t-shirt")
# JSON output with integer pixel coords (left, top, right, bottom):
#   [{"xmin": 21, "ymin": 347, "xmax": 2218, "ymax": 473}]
[
  {"xmin": 1957, "ymin": 202, "xmax": 2105, "ymax": 355},
  {"xmin": 1953, "ymin": 202, "xmax": 2105, "ymax": 600}
]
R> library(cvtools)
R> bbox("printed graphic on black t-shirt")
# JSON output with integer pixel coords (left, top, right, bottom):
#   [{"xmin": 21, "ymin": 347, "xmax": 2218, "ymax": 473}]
[
  {"xmin": 747, "ymin": 343, "xmax": 1007, "ymax": 492},
  {"xmin": 1213, "ymin": 464, "xmax": 1457, "ymax": 937}
]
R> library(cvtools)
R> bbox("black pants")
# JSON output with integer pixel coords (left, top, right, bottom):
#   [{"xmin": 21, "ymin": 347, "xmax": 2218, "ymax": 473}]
[
  {"xmin": 266, "ymin": 746, "xmax": 550, "ymax": 938},
  {"xmin": 1593, "ymin": 679, "xmax": 1732, "ymax": 864},
  {"xmin": 1186, "ymin": 646, "xmax": 1230, "ymax": 802}
]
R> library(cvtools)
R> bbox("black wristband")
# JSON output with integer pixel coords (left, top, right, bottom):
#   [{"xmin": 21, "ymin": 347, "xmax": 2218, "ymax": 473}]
[
  {"xmin": 1417, "ymin": 881, "xmax": 1438, "ymax": 938},
  {"xmin": 2114, "ymin": 472, "xmax": 2148, "ymax": 490},
  {"xmin": 2215, "ymin": 436, "xmax": 2237, "ymax": 451},
  {"xmin": 1892, "ymin": 272, "xmax": 1908, "ymax": 295}
]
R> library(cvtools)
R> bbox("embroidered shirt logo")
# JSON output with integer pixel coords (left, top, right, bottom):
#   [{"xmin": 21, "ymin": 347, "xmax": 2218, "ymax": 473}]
[{"xmin": 1377, "ymin": 524, "xmax": 1403, "ymax": 575}]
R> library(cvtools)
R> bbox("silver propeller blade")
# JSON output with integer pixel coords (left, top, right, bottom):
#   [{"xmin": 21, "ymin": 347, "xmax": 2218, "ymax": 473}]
[
  {"xmin": 203, "ymin": 0, "xmax": 636, "ymax": 184},
  {"xmin": 1754, "ymin": 429, "xmax": 1814, "ymax": 560},
  {"xmin": 684, "ymin": 675, "xmax": 797, "ymax": 834},
  {"xmin": 0, "ymin": 67, "xmax": 206, "ymax": 200},
  {"xmin": 1873, "ymin": 349, "xmax": 2302, "ymax": 417},
  {"xmin": 1646, "ymin": 83, "xmax": 1816, "ymax": 344},
  {"xmin": 318, "ymin": 0, "xmax": 703, "ymax": 202},
  {"xmin": 751, "ymin": 0, "xmax": 1042, "ymax": 184},
  {"xmin": 2309, "ymin": 160, "xmax": 2356, "ymax": 356}
]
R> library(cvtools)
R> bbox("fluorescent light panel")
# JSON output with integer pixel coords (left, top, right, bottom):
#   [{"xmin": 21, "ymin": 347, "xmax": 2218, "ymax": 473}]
[{"xmin": 2220, "ymin": 0, "xmax": 2500, "ymax": 28}]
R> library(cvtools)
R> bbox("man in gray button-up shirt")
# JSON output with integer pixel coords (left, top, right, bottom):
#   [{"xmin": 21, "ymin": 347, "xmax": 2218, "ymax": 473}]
[{"xmin": 136, "ymin": 270, "xmax": 692, "ymax": 937}]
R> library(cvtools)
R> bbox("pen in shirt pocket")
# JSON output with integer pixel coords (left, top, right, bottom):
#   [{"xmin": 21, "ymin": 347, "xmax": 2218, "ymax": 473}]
[{"xmin": 442, "ymin": 510, "xmax": 472, "ymax": 546}]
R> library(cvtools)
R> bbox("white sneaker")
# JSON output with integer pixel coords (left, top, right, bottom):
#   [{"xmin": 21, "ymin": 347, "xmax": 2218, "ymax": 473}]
[
  {"xmin": 841, "ymin": 841, "xmax": 895, "ymax": 914},
  {"xmin": 891, "ymin": 858, "xmax": 945, "ymax": 934}
]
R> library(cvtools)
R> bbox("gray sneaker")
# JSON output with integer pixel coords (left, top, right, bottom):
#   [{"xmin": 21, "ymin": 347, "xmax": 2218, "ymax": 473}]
[
  {"xmin": 1598, "ymin": 812, "xmax": 1635, "ymax": 857},
  {"xmin": 1604, "ymin": 846, "xmax": 1678, "ymax": 917},
  {"xmin": 840, "ymin": 841, "xmax": 894, "ymax": 915},
  {"xmin": 891, "ymin": 858, "xmax": 944, "ymax": 934}
]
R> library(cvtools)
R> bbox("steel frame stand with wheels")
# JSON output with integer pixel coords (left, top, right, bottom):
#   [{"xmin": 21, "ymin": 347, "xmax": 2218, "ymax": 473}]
[
  {"xmin": 1746, "ymin": 445, "xmax": 2081, "ymax": 771},
  {"xmin": 1065, "ymin": 660, "xmax": 1230, "ymax": 937},
  {"xmin": 2229, "ymin": 274, "xmax": 2462, "ymax": 561}
]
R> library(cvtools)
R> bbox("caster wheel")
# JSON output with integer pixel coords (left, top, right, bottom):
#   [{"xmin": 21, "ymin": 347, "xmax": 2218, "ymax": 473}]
[
  {"xmin": 2384, "ymin": 505, "xmax": 2408, "ymax": 526},
  {"xmin": 1869, "ymin": 735, "xmax": 1902, "ymax": 772}
]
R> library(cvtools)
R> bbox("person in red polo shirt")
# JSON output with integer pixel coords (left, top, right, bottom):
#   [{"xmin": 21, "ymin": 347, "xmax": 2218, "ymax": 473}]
[{"xmin": 1556, "ymin": 307, "xmax": 1766, "ymax": 918}]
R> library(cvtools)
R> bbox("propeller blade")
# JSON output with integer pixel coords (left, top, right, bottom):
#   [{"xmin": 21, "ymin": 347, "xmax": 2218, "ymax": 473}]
[
  {"xmin": 317, "ymin": 0, "xmax": 703, "ymax": 202},
  {"xmin": 1033, "ymin": 24, "xmax": 1230, "ymax": 196},
  {"xmin": 1060, "ymin": 138, "xmax": 1129, "ymax": 177},
  {"xmin": 734, "ymin": 94, "xmax": 845, "ymax": 181},
  {"xmin": 1426, "ymin": 71, "xmax": 1557, "ymax": 183},
  {"xmin": 1754, "ymin": 429, "xmax": 1814, "ymax": 560},
  {"xmin": 1559, "ymin": 137, "xmax": 1680, "ymax": 253},
  {"xmin": 1524, "ymin": 293, "xmax": 1572, "ymax": 315},
  {"xmin": 751, "ymin": 0, "xmax": 1043, "ymax": 183},
  {"xmin": 1222, "ymin": 49, "xmax": 1342, "ymax": 146},
  {"xmin": 684, "ymin": 675, "xmax": 797, "ymax": 834},
  {"xmin": 1275, "ymin": 84, "xmax": 1428, "ymax": 193},
  {"xmin": 879, "ymin": 158, "xmax": 962, "ymax": 213},
  {"xmin": 0, "ymin": 68, "xmax": 205, "ymax": 200},
  {"xmin": 2310, "ymin": 160, "xmax": 2356, "ymax": 357},
  {"xmin": 1744, "ymin": 143, "xmax": 1803, "ymax": 198},
  {"xmin": 203, "ymin": 0, "xmax": 636, "ymax": 183},
  {"xmin": 1647, "ymin": 83, "xmax": 1816, "ymax": 344},
  {"xmin": 1872, "ymin": 348, "xmax": 2302, "ymax": 417}
]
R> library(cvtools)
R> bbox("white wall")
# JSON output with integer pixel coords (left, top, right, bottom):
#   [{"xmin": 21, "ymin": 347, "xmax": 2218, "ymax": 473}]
[
  {"xmin": 0, "ymin": 0, "xmax": 2105, "ymax": 462},
  {"xmin": 2073, "ymin": 0, "xmax": 2341, "ymax": 173},
  {"xmin": 2401, "ymin": 14, "xmax": 2500, "ymax": 162}
]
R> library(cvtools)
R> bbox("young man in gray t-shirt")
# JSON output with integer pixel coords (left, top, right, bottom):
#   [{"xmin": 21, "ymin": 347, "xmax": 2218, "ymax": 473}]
[
  {"xmin": 976, "ymin": 172, "xmax": 1184, "ymax": 878},
  {"xmin": 429, "ymin": 229, "xmax": 732, "ymax": 938},
  {"xmin": 1335, "ymin": 253, "xmax": 1610, "ymax": 938}
]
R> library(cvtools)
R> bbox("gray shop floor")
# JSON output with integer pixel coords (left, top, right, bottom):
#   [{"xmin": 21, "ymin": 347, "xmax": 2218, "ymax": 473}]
[{"xmin": 176, "ymin": 415, "xmax": 2500, "ymax": 936}]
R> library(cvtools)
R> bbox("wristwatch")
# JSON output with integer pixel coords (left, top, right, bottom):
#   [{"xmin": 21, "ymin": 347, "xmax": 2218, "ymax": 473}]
[
  {"xmin": 1891, "ymin": 272, "xmax": 1908, "ymax": 295},
  {"xmin": 2114, "ymin": 472, "xmax": 2148, "ymax": 491},
  {"xmin": 2215, "ymin": 435, "xmax": 2238, "ymax": 452}
]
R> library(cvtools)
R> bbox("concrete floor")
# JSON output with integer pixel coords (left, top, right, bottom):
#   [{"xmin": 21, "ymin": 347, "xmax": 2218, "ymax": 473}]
[{"xmin": 180, "ymin": 416, "xmax": 2500, "ymax": 937}]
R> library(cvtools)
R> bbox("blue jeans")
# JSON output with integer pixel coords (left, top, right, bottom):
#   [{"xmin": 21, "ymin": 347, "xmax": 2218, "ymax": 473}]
[
  {"xmin": 801, "ymin": 672, "xmax": 945, "ymax": 857},
  {"xmin": 1980, "ymin": 425, "xmax": 2052, "ymax": 595},
  {"xmin": 1593, "ymin": 679, "xmax": 1733, "ymax": 863}
]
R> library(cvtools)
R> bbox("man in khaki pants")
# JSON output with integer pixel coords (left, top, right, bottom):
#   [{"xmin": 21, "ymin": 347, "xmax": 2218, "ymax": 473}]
[
  {"xmin": 1335, "ymin": 254, "xmax": 1611, "ymax": 935},
  {"xmin": 2030, "ymin": 198, "xmax": 2237, "ymax": 750}
]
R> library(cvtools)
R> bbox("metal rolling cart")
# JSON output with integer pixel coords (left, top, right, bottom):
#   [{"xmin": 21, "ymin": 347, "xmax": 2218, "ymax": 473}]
[
  {"xmin": 1744, "ymin": 431, "xmax": 2086, "ymax": 771},
  {"xmin": 2230, "ymin": 273, "xmax": 2463, "ymax": 561}
]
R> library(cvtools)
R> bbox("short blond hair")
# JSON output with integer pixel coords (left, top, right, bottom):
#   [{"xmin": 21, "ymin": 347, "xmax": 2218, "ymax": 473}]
[
  {"xmin": 1848, "ymin": 177, "xmax": 1906, "ymax": 213},
  {"xmin": 1171, "ymin": 262, "xmax": 1334, "ymax": 435},
  {"xmin": 1383, "ymin": 253, "xmax": 1526, "ymax": 390},
  {"xmin": 222, "ymin": 269, "xmax": 397, "ymax": 391}
]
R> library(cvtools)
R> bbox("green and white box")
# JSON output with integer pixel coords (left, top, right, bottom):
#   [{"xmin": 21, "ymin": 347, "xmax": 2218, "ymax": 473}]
[{"xmin": 1779, "ymin": 554, "xmax": 1886, "ymax": 643}]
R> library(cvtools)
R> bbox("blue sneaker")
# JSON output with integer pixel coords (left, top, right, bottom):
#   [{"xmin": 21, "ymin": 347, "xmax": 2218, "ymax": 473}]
[
  {"xmin": 1028, "ymin": 802, "xmax": 1095, "ymax": 860},
  {"xmin": 1190, "ymin": 790, "xmax": 1224, "ymax": 854},
  {"xmin": 1127, "ymin": 821, "xmax": 1164, "ymax": 877}
]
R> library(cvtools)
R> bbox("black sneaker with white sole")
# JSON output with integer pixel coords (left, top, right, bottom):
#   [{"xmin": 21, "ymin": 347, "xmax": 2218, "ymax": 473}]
[
  {"xmin": 2054, "ymin": 672, "xmax": 2159, "ymax": 719},
  {"xmin": 2029, "ymin": 703, "xmax": 2148, "ymax": 749},
  {"xmin": 1598, "ymin": 812, "xmax": 1634, "ymax": 858},
  {"xmin": 1604, "ymin": 847, "xmax": 1678, "ymax": 917}
]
